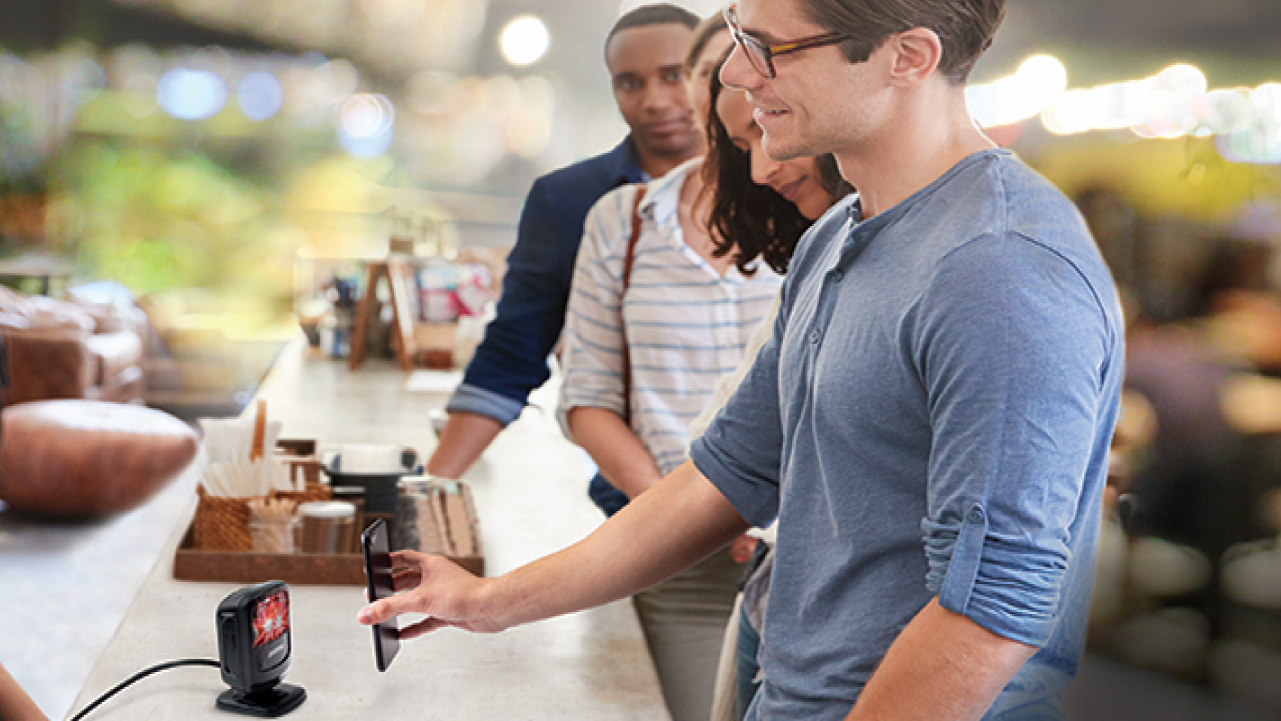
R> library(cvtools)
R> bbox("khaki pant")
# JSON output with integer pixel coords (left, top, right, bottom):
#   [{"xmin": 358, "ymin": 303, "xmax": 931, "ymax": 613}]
[{"xmin": 634, "ymin": 548, "xmax": 742, "ymax": 721}]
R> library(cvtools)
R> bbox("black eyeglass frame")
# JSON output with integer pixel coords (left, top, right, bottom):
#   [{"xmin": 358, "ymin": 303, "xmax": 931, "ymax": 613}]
[{"xmin": 723, "ymin": 4, "xmax": 853, "ymax": 79}]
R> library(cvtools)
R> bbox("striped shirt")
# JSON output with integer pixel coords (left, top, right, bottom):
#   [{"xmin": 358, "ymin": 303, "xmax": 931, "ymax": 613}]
[{"xmin": 558, "ymin": 159, "xmax": 782, "ymax": 475}]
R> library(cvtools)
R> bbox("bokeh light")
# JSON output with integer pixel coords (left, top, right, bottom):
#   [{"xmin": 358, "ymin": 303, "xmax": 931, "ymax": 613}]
[
  {"xmin": 500, "ymin": 15, "xmax": 550, "ymax": 67},
  {"xmin": 157, "ymin": 68, "xmax": 227, "ymax": 120},
  {"xmin": 337, "ymin": 93, "xmax": 395, "ymax": 156},
  {"xmin": 238, "ymin": 71, "xmax": 284, "ymax": 121},
  {"xmin": 968, "ymin": 54, "xmax": 1068, "ymax": 128},
  {"xmin": 1217, "ymin": 84, "xmax": 1281, "ymax": 164},
  {"xmin": 1043, "ymin": 64, "xmax": 1211, "ymax": 138}
]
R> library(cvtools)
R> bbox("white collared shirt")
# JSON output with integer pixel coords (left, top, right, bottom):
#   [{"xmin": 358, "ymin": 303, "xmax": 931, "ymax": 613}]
[{"xmin": 558, "ymin": 159, "xmax": 782, "ymax": 475}]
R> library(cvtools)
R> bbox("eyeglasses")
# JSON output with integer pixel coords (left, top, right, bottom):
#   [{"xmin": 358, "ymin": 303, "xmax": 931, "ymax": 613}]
[{"xmin": 723, "ymin": 4, "xmax": 852, "ymax": 79}]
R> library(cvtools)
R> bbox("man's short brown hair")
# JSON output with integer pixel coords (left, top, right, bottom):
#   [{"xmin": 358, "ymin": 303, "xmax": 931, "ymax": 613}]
[{"xmin": 800, "ymin": 0, "xmax": 1005, "ymax": 84}]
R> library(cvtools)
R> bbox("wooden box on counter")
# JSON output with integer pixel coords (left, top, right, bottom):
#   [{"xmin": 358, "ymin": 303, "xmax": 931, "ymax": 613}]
[{"xmin": 173, "ymin": 481, "xmax": 484, "ymax": 585}]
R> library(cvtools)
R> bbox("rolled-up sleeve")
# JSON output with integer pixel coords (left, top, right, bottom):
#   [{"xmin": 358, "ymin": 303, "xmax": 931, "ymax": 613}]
[
  {"xmin": 916, "ymin": 232, "xmax": 1116, "ymax": 647},
  {"xmin": 457, "ymin": 179, "xmax": 576, "ymax": 420},
  {"xmin": 556, "ymin": 187, "xmax": 633, "ymax": 439},
  {"xmin": 445, "ymin": 383, "xmax": 526, "ymax": 425}
]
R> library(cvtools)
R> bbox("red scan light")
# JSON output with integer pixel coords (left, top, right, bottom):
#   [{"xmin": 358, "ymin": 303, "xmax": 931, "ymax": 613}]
[{"xmin": 252, "ymin": 590, "xmax": 290, "ymax": 647}]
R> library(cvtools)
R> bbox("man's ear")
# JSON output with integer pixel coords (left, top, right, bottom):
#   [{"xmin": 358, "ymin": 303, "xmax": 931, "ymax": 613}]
[{"xmin": 885, "ymin": 28, "xmax": 942, "ymax": 88}]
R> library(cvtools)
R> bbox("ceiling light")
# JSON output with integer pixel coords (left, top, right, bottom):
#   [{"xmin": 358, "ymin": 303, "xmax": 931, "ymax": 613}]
[{"xmin": 500, "ymin": 16, "xmax": 550, "ymax": 67}]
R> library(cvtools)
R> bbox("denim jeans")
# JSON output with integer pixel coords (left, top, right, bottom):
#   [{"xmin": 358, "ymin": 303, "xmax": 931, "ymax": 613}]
[{"xmin": 735, "ymin": 602, "xmax": 762, "ymax": 719}]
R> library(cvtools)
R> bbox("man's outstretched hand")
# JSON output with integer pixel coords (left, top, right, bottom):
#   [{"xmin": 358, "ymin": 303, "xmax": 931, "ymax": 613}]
[
  {"xmin": 355, "ymin": 462, "xmax": 753, "ymax": 643},
  {"xmin": 357, "ymin": 550, "xmax": 508, "ymax": 639}
]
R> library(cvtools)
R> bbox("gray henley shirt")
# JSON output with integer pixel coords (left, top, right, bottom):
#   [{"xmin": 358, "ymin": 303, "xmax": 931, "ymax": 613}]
[{"xmin": 690, "ymin": 149, "xmax": 1124, "ymax": 720}]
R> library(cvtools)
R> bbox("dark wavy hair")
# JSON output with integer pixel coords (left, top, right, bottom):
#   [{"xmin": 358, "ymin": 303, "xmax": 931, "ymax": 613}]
[{"xmin": 700, "ymin": 49, "xmax": 852, "ymax": 275}]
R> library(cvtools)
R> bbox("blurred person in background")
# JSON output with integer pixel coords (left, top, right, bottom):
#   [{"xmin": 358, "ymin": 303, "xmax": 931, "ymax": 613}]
[
  {"xmin": 425, "ymin": 4, "xmax": 704, "ymax": 482},
  {"xmin": 1191, "ymin": 237, "xmax": 1281, "ymax": 375},
  {"xmin": 1118, "ymin": 239, "xmax": 1281, "ymax": 598}
]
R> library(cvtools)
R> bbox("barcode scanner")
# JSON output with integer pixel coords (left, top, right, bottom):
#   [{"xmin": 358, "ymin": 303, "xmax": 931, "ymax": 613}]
[
  {"xmin": 215, "ymin": 581, "xmax": 307, "ymax": 716},
  {"xmin": 69, "ymin": 581, "xmax": 306, "ymax": 720}
]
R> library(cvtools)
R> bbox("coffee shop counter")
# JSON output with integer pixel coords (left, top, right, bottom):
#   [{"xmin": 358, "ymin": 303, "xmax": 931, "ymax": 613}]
[{"xmin": 71, "ymin": 342, "xmax": 668, "ymax": 720}]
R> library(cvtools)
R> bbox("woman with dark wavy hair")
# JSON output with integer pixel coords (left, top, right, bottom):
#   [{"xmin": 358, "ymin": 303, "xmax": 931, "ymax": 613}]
[
  {"xmin": 700, "ymin": 49, "xmax": 851, "ymax": 277},
  {"xmin": 557, "ymin": 21, "xmax": 776, "ymax": 721},
  {"xmin": 690, "ymin": 52, "xmax": 852, "ymax": 447},
  {"xmin": 691, "ymin": 49, "xmax": 854, "ymax": 721}
]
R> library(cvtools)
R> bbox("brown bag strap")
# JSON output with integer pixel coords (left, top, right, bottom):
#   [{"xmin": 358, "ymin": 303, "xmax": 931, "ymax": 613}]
[{"xmin": 620, "ymin": 184, "xmax": 647, "ymax": 426}]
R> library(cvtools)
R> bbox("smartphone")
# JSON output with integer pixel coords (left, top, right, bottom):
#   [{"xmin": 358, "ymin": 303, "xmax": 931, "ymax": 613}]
[{"xmin": 361, "ymin": 518, "xmax": 400, "ymax": 672}]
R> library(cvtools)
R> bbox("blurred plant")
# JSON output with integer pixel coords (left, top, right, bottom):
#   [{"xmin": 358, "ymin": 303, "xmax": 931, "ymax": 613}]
[
  {"xmin": 0, "ymin": 98, "xmax": 49, "ymax": 254},
  {"xmin": 46, "ymin": 140, "xmax": 296, "ymax": 322},
  {"xmin": 0, "ymin": 103, "xmax": 41, "ymax": 188}
]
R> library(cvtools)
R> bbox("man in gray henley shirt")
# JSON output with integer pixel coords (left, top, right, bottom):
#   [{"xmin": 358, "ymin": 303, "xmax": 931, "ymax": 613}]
[{"xmin": 360, "ymin": 0, "xmax": 1123, "ymax": 718}]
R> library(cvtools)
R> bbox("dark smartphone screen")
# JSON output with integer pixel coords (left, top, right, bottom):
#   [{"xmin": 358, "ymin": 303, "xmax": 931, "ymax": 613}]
[{"xmin": 361, "ymin": 518, "xmax": 400, "ymax": 672}]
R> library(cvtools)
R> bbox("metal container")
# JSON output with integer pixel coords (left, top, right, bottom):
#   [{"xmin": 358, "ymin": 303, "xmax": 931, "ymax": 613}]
[{"xmin": 320, "ymin": 446, "xmax": 420, "ymax": 514}]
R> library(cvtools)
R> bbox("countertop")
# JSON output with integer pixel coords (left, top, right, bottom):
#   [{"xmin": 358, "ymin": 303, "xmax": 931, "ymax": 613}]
[{"xmin": 65, "ymin": 342, "xmax": 668, "ymax": 720}]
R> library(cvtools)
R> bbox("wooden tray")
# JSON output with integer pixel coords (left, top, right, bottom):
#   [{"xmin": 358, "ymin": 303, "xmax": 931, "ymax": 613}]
[{"xmin": 174, "ymin": 482, "xmax": 485, "ymax": 585}]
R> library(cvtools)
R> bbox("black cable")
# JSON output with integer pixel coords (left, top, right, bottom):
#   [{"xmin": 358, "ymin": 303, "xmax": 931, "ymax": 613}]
[{"xmin": 69, "ymin": 658, "xmax": 220, "ymax": 721}]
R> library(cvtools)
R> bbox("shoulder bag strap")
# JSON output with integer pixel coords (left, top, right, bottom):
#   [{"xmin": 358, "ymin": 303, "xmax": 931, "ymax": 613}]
[{"xmin": 620, "ymin": 184, "xmax": 647, "ymax": 426}]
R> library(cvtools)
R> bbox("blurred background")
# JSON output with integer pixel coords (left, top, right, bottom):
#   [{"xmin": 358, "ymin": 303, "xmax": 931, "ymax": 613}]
[{"xmin": 2, "ymin": 0, "xmax": 1281, "ymax": 716}]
